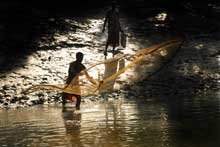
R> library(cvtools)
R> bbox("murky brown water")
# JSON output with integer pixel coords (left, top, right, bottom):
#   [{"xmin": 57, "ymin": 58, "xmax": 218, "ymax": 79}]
[{"xmin": 0, "ymin": 92, "xmax": 220, "ymax": 147}]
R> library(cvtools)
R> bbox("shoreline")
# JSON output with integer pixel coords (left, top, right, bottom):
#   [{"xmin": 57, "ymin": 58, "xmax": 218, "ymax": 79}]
[{"xmin": 0, "ymin": 9, "xmax": 219, "ymax": 109}]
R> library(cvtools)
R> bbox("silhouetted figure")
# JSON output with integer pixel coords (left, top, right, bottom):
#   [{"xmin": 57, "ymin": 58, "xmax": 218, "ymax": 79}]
[
  {"xmin": 62, "ymin": 52, "xmax": 96, "ymax": 110},
  {"xmin": 102, "ymin": 1, "xmax": 123, "ymax": 58}
]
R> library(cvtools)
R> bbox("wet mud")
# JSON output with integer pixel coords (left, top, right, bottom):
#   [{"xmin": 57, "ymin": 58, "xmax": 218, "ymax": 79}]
[{"xmin": 0, "ymin": 3, "xmax": 219, "ymax": 108}]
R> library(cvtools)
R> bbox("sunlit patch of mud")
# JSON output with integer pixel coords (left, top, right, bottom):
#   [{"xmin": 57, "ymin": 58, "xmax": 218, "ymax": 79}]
[
  {"xmin": 147, "ymin": 12, "xmax": 169, "ymax": 28},
  {"xmin": 0, "ymin": 13, "xmax": 183, "ymax": 108}
]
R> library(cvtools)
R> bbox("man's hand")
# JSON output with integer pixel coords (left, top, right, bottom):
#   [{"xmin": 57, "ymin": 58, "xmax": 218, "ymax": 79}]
[{"xmin": 97, "ymin": 80, "xmax": 104, "ymax": 88}]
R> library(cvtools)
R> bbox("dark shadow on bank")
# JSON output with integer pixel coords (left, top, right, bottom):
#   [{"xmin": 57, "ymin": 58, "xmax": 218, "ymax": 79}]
[
  {"xmin": 0, "ymin": 2, "xmax": 70, "ymax": 72},
  {"xmin": 0, "ymin": 1, "xmax": 106, "ymax": 73},
  {"xmin": 121, "ymin": 4, "xmax": 220, "ymax": 98},
  {"xmin": 129, "ymin": 43, "xmax": 219, "ymax": 99},
  {"xmin": 1, "ymin": 0, "xmax": 220, "ymax": 73}
]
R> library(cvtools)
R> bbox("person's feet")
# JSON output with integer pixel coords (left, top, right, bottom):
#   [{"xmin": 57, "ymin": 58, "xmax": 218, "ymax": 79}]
[
  {"xmin": 112, "ymin": 49, "xmax": 116, "ymax": 57},
  {"xmin": 62, "ymin": 100, "xmax": 66, "ymax": 107},
  {"xmin": 104, "ymin": 50, "xmax": 107, "ymax": 56}
]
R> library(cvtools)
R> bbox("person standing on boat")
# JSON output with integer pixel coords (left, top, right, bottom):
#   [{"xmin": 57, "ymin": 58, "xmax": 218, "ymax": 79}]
[{"xmin": 102, "ymin": 1, "xmax": 124, "ymax": 58}]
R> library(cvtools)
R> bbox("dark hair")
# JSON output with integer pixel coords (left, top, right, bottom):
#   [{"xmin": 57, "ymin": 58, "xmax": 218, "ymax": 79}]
[
  {"xmin": 76, "ymin": 52, "xmax": 83, "ymax": 61},
  {"xmin": 111, "ymin": 1, "xmax": 117, "ymax": 8}
]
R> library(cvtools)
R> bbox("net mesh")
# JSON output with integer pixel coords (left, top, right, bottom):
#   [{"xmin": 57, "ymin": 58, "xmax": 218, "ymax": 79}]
[{"xmin": 23, "ymin": 38, "xmax": 183, "ymax": 96}]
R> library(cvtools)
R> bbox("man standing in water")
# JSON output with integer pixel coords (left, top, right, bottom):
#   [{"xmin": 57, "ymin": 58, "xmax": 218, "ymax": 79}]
[
  {"xmin": 62, "ymin": 52, "xmax": 96, "ymax": 110},
  {"xmin": 102, "ymin": 1, "xmax": 124, "ymax": 58}
]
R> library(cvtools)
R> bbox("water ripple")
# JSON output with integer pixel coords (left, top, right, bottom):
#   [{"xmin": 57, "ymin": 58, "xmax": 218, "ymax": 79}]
[{"xmin": 0, "ymin": 93, "xmax": 220, "ymax": 147}]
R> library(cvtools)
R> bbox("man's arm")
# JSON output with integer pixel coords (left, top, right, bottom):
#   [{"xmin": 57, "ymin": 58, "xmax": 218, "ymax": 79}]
[
  {"xmin": 83, "ymin": 70, "xmax": 98, "ymax": 85},
  {"xmin": 80, "ymin": 64, "xmax": 97, "ymax": 85}
]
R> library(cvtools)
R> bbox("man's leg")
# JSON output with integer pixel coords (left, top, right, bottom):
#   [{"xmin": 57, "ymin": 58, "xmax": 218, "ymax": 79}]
[
  {"xmin": 62, "ymin": 92, "xmax": 67, "ymax": 107},
  {"xmin": 104, "ymin": 42, "xmax": 109, "ymax": 59},
  {"xmin": 112, "ymin": 44, "xmax": 116, "ymax": 57},
  {"xmin": 75, "ymin": 95, "xmax": 81, "ymax": 110}
]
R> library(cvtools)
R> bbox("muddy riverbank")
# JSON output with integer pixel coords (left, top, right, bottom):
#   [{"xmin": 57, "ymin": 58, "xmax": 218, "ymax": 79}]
[{"xmin": 0, "ymin": 6, "xmax": 219, "ymax": 108}]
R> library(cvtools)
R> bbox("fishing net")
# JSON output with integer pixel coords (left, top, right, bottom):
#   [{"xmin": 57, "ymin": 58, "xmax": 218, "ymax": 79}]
[{"xmin": 23, "ymin": 38, "xmax": 183, "ymax": 96}]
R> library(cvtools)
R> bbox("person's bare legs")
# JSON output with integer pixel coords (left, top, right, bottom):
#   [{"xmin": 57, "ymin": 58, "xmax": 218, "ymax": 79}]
[
  {"xmin": 112, "ymin": 44, "xmax": 116, "ymax": 57},
  {"xmin": 75, "ymin": 95, "xmax": 81, "ymax": 110},
  {"xmin": 62, "ymin": 92, "xmax": 67, "ymax": 108},
  {"xmin": 104, "ymin": 42, "xmax": 109, "ymax": 59}
]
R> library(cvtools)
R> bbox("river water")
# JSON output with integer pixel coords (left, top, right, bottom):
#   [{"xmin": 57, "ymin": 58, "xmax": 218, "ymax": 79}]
[
  {"xmin": 0, "ymin": 92, "xmax": 220, "ymax": 147},
  {"xmin": 0, "ymin": 7, "xmax": 220, "ymax": 147}
]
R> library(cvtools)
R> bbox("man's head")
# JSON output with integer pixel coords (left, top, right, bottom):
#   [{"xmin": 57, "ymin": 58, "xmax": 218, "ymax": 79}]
[
  {"xmin": 76, "ymin": 52, "xmax": 83, "ymax": 62},
  {"xmin": 111, "ymin": 1, "xmax": 117, "ymax": 10}
]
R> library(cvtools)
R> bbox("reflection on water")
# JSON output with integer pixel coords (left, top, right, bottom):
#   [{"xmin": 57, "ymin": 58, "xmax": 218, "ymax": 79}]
[{"xmin": 0, "ymin": 92, "xmax": 220, "ymax": 147}]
